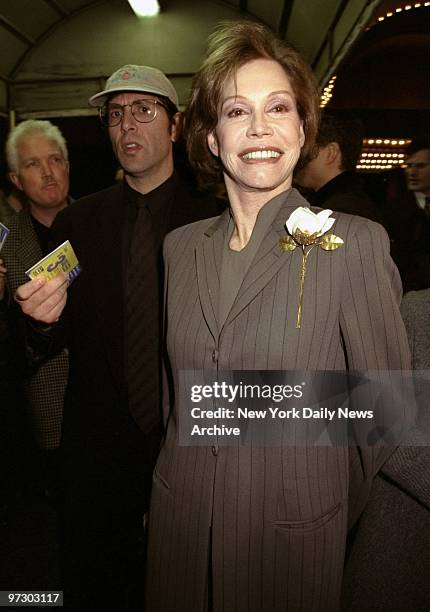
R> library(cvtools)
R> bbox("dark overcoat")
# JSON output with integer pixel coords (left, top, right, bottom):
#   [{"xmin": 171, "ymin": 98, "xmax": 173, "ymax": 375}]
[{"xmin": 26, "ymin": 175, "xmax": 224, "ymax": 610}]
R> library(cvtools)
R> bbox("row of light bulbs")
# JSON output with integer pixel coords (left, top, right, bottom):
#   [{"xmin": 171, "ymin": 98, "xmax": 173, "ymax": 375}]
[
  {"xmin": 321, "ymin": 3, "xmax": 429, "ymax": 106},
  {"xmin": 376, "ymin": 2, "xmax": 430, "ymax": 23},
  {"xmin": 320, "ymin": 76, "xmax": 336, "ymax": 108},
  {"xmin": 363, "ymin": 138, "xmax": 411, "ymax": 146},
  {"xmin": 357, "ymin": 138, "xmax": 412, "ymax": 171}
]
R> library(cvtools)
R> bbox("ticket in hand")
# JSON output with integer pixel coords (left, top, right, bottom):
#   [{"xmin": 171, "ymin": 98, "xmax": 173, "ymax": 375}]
[
  {"xmin": 0, "ymin": 222, "xmax": 9, "ymax": 252},
  {"xmin": 25, "ymin": 239, "xmax": 81, "ymax": 283}
]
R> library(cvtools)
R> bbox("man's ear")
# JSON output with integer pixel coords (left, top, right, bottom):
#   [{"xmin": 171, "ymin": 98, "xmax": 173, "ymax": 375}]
[
  {"xmin": 8, "ymin": 171, "xmax": 23, "ymax": 191},
  {"xmin": 207, "ymin": 131, "xmax": 219, "ymax": 157},
  {"xmin": 169, "ymin": 113, "xmax": 182, "ymax": 143},
  {"xmin": 324, "ymin": 142, "xmax": 341, "ymax": 165}
]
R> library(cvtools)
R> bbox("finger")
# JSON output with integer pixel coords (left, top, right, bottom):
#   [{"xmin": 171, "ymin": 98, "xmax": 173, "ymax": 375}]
[
  {"xmin": 15, "ymin": 277, "xmax": 47, "ymax": 302},
  {"xmin": 15, "ymin": 273, "xmax": 67, "ymax": 303},
  {"xmin": 30, "ymin": 290, "xmax": 68, "ymax": 324},
  {"xmin": 15, "ymin": 274, "xmax": 69, "ymax": 322}
]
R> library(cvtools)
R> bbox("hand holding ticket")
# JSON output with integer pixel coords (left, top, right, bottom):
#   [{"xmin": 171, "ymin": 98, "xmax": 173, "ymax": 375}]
[
  {"xmin": 25, "ymin": 239, "xmax": 81, "ymax": 283},
  {"xmin": 15, "ymin": 240, "xmax": 80, "ymax": 324}
]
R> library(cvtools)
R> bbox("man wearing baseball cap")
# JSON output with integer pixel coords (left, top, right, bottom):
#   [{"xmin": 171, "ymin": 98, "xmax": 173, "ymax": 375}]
[{"xmin": 14, "ymin": 65, "xmax": 222, "ymax": 610}]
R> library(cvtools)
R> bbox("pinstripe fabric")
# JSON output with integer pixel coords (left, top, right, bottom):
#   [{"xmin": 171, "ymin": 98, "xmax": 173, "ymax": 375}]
[
  {"xmin": 145, "ymin": 189, "xmax": 411, "ymax": 611},
  {"xmin": 2, "ymin": 210, "xmax": 67, "ymax": 449}
]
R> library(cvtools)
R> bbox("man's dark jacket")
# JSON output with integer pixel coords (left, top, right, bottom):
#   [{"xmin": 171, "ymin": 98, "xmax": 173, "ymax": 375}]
[
  {"xmin": 28, "ymin": 174, "xmax": 223, "ymax": 610},
  {"xmin": 309, "ymin": 171, "xmax": 382, "ymax": 223}
]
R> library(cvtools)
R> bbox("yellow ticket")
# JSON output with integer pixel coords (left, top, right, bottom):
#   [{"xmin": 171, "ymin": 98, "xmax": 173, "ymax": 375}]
[{"xmin": 25, "ymin": 239, "xmax": 81, "ymax": 283}]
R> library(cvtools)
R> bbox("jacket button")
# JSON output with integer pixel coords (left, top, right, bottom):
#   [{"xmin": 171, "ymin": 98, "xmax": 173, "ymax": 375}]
[
  {"xmin": 212, "ymin": 349, "xmax": 218, "ymax": 363},
  {"xmin": 211, "ymin": 445, "xmax": 218, "ymax": 456}
]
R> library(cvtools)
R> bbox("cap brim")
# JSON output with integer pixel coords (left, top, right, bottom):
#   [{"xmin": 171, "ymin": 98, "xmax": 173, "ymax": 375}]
[{"xmin": 89, "ymin": 85, "xmax": 178, "ymax": 107}]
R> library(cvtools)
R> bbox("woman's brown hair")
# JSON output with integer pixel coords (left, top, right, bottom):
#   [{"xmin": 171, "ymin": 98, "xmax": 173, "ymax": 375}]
[{"xmin": 186, "ymin": 20, "xmax": 320, "ymax": 186}]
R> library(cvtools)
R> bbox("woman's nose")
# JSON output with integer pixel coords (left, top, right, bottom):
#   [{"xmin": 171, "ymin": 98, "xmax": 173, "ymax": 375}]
[{"xmin": 246, "ymin": 110, "xmax": 273, "ymax": 138}]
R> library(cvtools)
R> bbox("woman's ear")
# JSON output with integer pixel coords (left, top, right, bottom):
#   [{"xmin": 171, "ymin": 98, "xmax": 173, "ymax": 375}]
[
  {"xmin": 207, "ymin": 131, "xmax": 219, "ymax": 157},
  {"xmin": 299, "ymin": 122, "xmax": 305, "ymax": 149}
]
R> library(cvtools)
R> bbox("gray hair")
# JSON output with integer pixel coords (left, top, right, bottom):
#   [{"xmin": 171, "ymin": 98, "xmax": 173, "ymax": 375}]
[{"xmin": 6, "ymin": 119, "xmax": 68, "ymax": 171}]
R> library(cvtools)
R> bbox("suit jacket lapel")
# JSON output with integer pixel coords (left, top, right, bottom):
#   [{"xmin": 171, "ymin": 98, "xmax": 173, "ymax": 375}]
[
  {"xmin": 225, "ymin": 189, "xmax": 309, "ymax": 327},
  {"xmin": 18, "ymin": 212, "xmax": 42, "ymax": 270},
  {"xmin": 195, "ymin": 209, "xmax": 230, "ymax": 340},
  {"xmin": 6, "ymin": 211, "xmax": 42, "ymax": 294}
]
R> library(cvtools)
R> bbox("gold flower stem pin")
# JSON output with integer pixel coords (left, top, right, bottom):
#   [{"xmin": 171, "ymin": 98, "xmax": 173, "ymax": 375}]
[
  {"xmin": 282, "ymin": 206, "xmax": 344, "ymax": 330},
  {"xmin": 296, "ymin": 246, "xmax": 313, "ymax": 329}
]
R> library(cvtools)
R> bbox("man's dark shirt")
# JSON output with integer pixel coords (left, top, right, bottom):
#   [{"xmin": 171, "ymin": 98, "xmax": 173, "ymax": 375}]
[{"xmin": 30, "ymin": 215, "xmax": 52, "ymax": 256}]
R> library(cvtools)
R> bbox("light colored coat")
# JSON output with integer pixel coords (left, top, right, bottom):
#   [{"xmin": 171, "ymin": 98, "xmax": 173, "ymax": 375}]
[{"xmin": 145, "ymin": 189, "xmax": 411, "ymax": 612}]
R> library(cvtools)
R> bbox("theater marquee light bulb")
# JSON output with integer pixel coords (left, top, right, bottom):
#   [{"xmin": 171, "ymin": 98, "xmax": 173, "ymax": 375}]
[{"xmin": 128, "ymin": 0, "xmax": 160, "ymax": 17}]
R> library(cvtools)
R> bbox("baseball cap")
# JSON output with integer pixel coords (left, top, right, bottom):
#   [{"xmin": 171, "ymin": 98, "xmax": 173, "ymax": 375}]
[{"xmin": 89, "ymin": 64, "xmax": 178, "ymax": 108}]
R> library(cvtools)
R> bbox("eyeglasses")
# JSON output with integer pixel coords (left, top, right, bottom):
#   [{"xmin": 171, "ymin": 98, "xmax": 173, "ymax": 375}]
[{"xmin": 99, "ymin": 98, "xmax": 168, "ymax": 127}]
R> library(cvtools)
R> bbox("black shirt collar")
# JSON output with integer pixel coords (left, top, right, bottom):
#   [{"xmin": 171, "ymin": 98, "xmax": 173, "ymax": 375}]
[{"xmin": 123, "ymin": 172, "xmax": 177, "ymax": 217}]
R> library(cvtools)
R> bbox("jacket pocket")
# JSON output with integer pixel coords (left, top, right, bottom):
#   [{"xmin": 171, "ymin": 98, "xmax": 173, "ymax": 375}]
[{"xmin": 274, "ymin": 501, "xmax": 342, "ymax": 534}]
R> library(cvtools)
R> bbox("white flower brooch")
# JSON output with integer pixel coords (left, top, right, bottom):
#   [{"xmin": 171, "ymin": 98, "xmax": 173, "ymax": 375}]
[{"xmin": 280, "ymin": 207, "xmax": 344, "ymax": 328}]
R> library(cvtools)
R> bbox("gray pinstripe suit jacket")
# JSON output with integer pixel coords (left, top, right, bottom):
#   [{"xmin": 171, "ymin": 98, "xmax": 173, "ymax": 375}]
[
  {"xmin": 145, "ymin": 188, "xmax": 411, "ymax": 612},
  {"xmin": 2, "ymin": 209, "xmax": 68, "ymax": 449}
]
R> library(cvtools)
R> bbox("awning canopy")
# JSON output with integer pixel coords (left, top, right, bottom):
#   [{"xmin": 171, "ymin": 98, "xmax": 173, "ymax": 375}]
[{"xmin": 0, "ymin": 0, "xmax": 382, "ymax": 118}]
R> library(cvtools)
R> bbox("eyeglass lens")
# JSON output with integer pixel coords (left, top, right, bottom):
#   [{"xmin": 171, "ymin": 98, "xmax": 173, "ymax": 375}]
[{"xmin": 100, "ymin": 99, "xmax": 159, "ymax": 126}]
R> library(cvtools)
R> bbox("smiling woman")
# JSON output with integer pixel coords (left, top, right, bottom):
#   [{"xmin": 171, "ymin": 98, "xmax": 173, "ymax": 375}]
[
  {"xmin": 145, "ymin": 20, "xmax": 413, "ymax": 612},
  {"xmin": 206, "ymin": 59, "xmax": 305, "ymax": 210}
]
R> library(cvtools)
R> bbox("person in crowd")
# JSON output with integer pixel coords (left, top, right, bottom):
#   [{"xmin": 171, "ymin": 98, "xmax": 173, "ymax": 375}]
[
  {"xmin": 341, "ymin": 285, "xmax": 430, "ymax": 612},
  {"xmin": 404, "ymin": 138, "xmax": 430, "ymax": 212},
  {"xmin": 294, "ymin": 110, "xmax": 381, "ymax": 222},
  {"xmin": 0, "ymin": 258, "xmax": 28, "ymax": 535},
  {"xmin": 0, "ymin": 185, "xmax": 24, "ymax": 223},
  {"xmin": 1, "ymin": 120, "xmax": 70, "ymax": 504},
  {"xmin": 0, "ymin": 256, "xmax": 11, "ymax": 525},
  {"xmin": 13, "ymin": 64, "xmax": 223, "ymax": 611},
  {"xmin": 382, "ymin": 138, "xmax": 430, "ymax": 292},
  {"xmin": 142, "ymin": 20, "xmax": 417, "ymax": 611},
  {"xmin": 401, "ymin": 289, "xmax": 430, "ymax": 370}
]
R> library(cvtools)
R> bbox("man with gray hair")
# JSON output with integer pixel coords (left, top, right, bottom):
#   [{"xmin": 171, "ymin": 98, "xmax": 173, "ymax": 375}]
[
  {"xmin": 6, "ymin": 119, "xmax": 69, "ymax": 223},
  {"xmin": 0, "ymin": 119, "xmax": 70, "ymax": 516},
  {"xmin": 13, "ymin": 65, "xmax": 222, "ymax": 610}
]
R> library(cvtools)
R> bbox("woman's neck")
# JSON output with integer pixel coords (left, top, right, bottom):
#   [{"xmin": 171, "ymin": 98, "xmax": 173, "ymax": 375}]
[{"xmin": 226, "ymin": 181, "xmax": 290, "ymax": 251}]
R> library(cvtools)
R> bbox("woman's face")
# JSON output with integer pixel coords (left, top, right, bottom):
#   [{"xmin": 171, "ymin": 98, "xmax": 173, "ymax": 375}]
[{"xmin": 207, "ymin": 58, "xmax": 305, "ymax": 199}]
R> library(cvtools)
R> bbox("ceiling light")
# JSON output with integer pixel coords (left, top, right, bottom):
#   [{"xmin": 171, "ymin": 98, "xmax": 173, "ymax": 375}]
[{"xmin": 128, "ymin": 0, "xmax": 160, "ymax": 17}]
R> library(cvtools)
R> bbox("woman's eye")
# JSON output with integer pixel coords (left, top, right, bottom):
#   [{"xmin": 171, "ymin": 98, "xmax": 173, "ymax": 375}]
[
  {"xmin": 227, "ymin": 108, "xmax": 246, "ymax": 118},
  {"xmin": 269, "ymin": 104, "xmax": 289, "ymax": 113}
]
